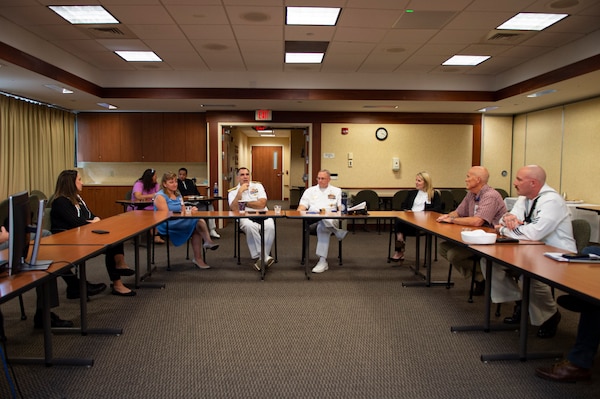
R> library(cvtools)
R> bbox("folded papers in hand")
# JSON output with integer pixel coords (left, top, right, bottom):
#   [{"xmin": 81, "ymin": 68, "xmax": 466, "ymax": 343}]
[{"xmin": 544, "ymin": 252, "xmax": 600, "ymax": 262}]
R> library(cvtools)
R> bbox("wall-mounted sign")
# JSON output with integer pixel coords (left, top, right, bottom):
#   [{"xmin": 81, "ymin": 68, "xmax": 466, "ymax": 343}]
[{"xmin": 255, "ymin": 109, "xmax": 272, "ymax": 121}]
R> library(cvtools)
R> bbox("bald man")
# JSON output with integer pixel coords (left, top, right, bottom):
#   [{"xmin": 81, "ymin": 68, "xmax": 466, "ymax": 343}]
[
  {"xmin": 437, "ymin": 166, "xmax": 506, "ymax": 293},
  {"xmin": 489, "ymin": 165, "xmax": 575, "ymax": 339}
]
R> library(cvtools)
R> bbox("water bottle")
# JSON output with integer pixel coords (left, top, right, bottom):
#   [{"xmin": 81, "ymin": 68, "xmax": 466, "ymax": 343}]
[
  {"xmin": 341, "ymin": 192, "xmax": 348, "ymax": 214},
  {"xmin": 213, "ymin": 182, "xmax": 218, "ymax": 197}
]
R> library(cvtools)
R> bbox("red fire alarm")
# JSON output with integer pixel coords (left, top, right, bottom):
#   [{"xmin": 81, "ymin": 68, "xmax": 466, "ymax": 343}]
[{"xmin": 341, "ymin": 127, "xmax": 349, "ymax": 135}]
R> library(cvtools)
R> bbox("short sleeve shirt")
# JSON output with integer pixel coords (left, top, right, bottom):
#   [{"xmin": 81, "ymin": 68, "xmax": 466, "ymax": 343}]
[{"xmin": 455, "ymin": 184, "xmax": 506, "ymax": 227}]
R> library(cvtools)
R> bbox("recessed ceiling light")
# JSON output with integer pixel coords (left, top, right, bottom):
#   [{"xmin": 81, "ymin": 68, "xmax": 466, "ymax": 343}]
[
  {"xmin": 527, "ymin": 89, "xmax": 557, "ymax": 98},
  {"xmin": 115, "ymin": 51, "xmax": 162, "ymax": 62},
  {"xmin": 48, "ymin": 5, "xmax": 119, "ymax": 24},
  {"xmin": 97, "ymin": 102, "xmax": 118, "ymax": 110},
  {"xmin": 442, "ymin": 55, "xmax": 490, "ymax": 66},
  {"xmin": 44, "ymin": 84, "xmax": 73, "ymax": 94},
  {"xmin": 497, "ymin": 13, "xmax": 568, "ymax": 31},
  {"xmin": 286, "ymin": 7, "xmax": 341, "ymax": 26},
  {"xmin": 285, "ymin": 53, "xmax": 324, "ymax": 63}
]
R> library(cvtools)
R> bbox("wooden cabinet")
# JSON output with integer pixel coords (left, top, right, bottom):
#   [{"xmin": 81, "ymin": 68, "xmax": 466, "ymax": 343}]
[
  {"xmin": 81, "ymin": 186, "xmax": 132, "ymax": 219},
  {"xmin": 77, "ymin": 112, "xmax": 207, "ymax": 162},
  {"xmin": 77, "ymin": 114, "xmax": 122, "ymax": 162}
]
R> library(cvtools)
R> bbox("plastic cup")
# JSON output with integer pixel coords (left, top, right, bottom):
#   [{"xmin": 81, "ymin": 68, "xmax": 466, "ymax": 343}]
[
  {"xmin": 185, "ymin": 205, "xmax": 192, "ymax": 215},
  {"xmin": 238, "ymin": 201, "xmax": 246, "ymax": 213},
  {"xmin": 274, "ymin": 205, "xmax": 281, "ymax": 215}
]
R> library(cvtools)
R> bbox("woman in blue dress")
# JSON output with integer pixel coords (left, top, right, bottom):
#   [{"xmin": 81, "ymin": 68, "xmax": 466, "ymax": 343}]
[{"xmin": 154, "ymin": 172, "xmax": 219, "ymax": 269}]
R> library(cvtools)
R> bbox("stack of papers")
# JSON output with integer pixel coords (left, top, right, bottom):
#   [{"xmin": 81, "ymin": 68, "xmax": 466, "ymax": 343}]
[
  {"xmin": 348, "ymin": 202, "xmax": 366, "ymax": 212},
  {"xmin": 544, "ymin": 252, "xmax": 600, "ymax": 262}
]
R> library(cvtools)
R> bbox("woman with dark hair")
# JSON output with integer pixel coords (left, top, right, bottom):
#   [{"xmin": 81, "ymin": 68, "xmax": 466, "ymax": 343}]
[
  {"xmin": 130, "ymin": 168, "xmax": 163, "ymax": 243},
  {"xmin": 131, "ymin": 168, "xmax": 160, "ymax": 210},
  {"xmin": 390, "ymin": 171, "xmax": 442, "ymax": 261},
  {"xmin": 154, "ymin": 172, "xmax": 219, "ymax": 269},
  {"xmin": 51, "ymin": 169, "xmax": 136, "ymax": 296}
]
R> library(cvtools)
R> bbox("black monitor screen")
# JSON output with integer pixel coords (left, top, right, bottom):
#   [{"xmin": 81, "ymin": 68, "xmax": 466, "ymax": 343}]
[{"xmin": 8, "ymin": 191, "xmax": 31, "ymax": 275}]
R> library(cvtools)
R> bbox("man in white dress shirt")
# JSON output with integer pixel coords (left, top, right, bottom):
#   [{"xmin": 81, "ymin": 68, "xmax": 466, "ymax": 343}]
[
  {"xmin": 228, "ymin": 167, "xmax": 275, "ymax": 271},
  {"xmin": 297, "ymin": 169, "xmax": 348, "ymax": 273}
]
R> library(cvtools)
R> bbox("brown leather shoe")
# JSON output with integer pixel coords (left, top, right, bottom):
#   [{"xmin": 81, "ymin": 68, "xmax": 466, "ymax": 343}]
[{"xmin": 535, "ymin": 360, "xmax": 591, "ymax": 382}]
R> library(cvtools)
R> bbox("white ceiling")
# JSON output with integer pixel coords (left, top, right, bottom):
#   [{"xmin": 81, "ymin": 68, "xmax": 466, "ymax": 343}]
[{"xmin": 1, "ymin": 0, "xmax": 600, "ymax": 115}]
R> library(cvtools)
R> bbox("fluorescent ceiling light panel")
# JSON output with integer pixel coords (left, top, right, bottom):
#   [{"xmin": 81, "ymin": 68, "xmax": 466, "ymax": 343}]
[
  {"xmin": 115, "ymin": 51, "xmax": 162, "ymax": 62},
  {"xmin": 477, "ymin": 106, "xmax": 499, "ymax": 112},
  {"xmin": 497, "ymin": 13, "xmax": 568, "ymax": 31},
  {"xmin": 285, "ymin": 53, "xmax": 324, "ymax": 63},
  {"xmin": 44, "ymin": 84, "xmax": 73, "ymax": 94},
  {"xmin": 442, "ymin": 55, "xmax": 490, "ymax": 66},
  {"xmin": 286, "ymin": 7, "xmax": 341, "ymax": 26},
  {"xmin": 48, "ymin": 6, "xmax": 119, "ymax": 24}
]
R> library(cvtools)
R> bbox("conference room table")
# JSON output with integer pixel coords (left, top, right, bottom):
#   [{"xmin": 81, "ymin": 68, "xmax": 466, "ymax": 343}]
[
  {"xmin": 285, "ymin": 210, "xmax": 400, "ymax": 279},
  {"xmin": 171, "ymin": 209, "xmax": 286, "ymax": 280},
  {"xmin": 394, "ymin": 210, "xmax": 600, "ymax": 361},
  {"xmin": 39, "ymin": 210, "xmax": 171, "ymax": 336},
  {"xmin": 1, "ymin": 244, "xmax": 106, "ymax": 366}
]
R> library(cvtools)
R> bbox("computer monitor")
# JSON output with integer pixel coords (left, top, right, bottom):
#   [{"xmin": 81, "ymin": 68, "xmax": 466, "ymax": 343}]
[{"xmin": 7, "ymin": 191, "xmax": 51, "ymax": 275}]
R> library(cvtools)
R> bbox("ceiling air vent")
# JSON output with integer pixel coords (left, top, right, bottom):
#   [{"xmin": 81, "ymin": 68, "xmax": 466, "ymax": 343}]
[
  {"xmin": 79, "ymin": 25, "xmax": 138, "ymax": 39},
  {"xmin": 484, "ymin": 30, "xmax": 534, "ymax": 44}
]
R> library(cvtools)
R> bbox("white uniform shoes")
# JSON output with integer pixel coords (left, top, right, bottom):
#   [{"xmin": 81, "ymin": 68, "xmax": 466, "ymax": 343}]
[{"xmin": 312, "ymin": 259, "xmax": 329, "ymax": 273}]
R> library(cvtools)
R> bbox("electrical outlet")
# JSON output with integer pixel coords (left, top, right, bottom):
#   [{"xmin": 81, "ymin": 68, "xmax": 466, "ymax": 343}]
[{"xmin": 348, "ymin": 160, "xmax": 353, "ymax": 168}]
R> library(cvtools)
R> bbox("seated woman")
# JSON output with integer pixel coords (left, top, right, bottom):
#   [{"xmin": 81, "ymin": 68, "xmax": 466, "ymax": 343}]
[
  {"xmin": 153, "ymin": 172, "xmax": 219, "ymax": 269},
  {"xmin": 130, "ymin": 168, "xmax": 163, "ymax": 243},
  {"xmin": 51, "ymin": 169, "xmax": 136, "ymax": 296},
  {"xmin": 391, "ymin": 171, "xmax": 442, "ymax": 261}
]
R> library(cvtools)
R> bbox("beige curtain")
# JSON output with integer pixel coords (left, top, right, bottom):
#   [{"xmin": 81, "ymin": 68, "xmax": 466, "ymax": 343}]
[{"xmin": 0, "ymin": 94, "xmax": 75, "ymax": 200}]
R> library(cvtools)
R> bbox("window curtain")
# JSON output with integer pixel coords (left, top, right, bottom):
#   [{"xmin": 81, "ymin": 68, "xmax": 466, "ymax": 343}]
[{"xmin": 0, "ymin": 94, "xmax": 75, "ymax": 200}]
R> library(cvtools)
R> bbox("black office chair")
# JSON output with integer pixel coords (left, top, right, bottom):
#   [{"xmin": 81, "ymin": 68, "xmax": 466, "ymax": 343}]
[
  {"xmin": 301, "ymin": 221, "xmax": 343, "ymax": 266},
  {"xmin": 450, "ymin": 188, "xmax": 467, "ymax": 208},
  {"xmin": 152, "ymin": 221, "xmax": 206, "ymax": 271},
  {"xmin": 495, "ymin": 188, "xmax": 509, "ymax": 199},
  {"xmin": 440, "ymin": 190, "xmax": 455, "ymax": 213},
  {"xmin": 351, "ymin": 190, "xmax": 381, "ymax": 233},
  {"xmin": 233, "ymin": 218, "xmax": 278, "ymax": 265}
]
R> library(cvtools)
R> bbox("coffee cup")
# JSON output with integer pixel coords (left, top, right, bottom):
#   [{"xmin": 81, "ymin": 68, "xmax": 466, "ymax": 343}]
[{"xmin": 238, "ymin": 201, "xmax": 246, "ymax": 213}]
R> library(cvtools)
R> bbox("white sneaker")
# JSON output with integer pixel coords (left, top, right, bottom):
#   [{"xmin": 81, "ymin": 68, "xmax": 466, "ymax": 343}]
[
  {"xmin": 210, "ymin": 229, "xmax": 221, "ymax": 239},
  {"xmin": 312, "ymin": 259, "xmax": 329, "ymax": 273},
  {"xmin": 335, "ymin": 229, "xmax": 348, "ymax": 241},
  {"xmin": 265, "ymin": 256, "xmax": 275, "ymax": 268},
  {"xmin": 253, "ymin": 259, "xmax": 261, "ymax": 271}
]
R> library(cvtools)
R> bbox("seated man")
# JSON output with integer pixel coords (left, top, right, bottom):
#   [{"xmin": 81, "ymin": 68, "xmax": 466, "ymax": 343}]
[
  {"xmin": 437, "ymin": 166, "xmax": 506, "ymax": 294},
  {"xmin": 490, "ymin": 165, "xmax": 574, "ymax": 339},
  {"xmin": 228, "ymin": 167, "xmax": 275, "ymax": 271},
  {"xmin": 297, "ymin": 169, "xmax": 348, "ymax": 274},
  {"xmin": 536, "ymin": 245, "xmax": 600, "ymax": 382},
  {"xmin": 178, "ymin": 167, "xmax": 220, "ymax": 239}
]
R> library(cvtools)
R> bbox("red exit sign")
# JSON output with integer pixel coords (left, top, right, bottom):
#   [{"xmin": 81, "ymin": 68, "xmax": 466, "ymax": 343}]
[{"xmin": 255, "ymin": 109, "xmax": 272, "ymax": 121}]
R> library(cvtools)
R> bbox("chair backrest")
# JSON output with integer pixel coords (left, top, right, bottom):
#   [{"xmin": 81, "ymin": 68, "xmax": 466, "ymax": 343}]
[
  {"xmin": 125, "ymin": 190, "xmax": 133, "ymax": 200},
  {"xmin": 41, "ymin": 206, "xmax": 52, "ymax": 232},
  {"xmin": 440, "ymin": 190, "xmax": 455, "ymax": 213},
  {"xmin": 29, "ymin": 194, "xmax": 41, "ymax": 225},
  {"xmin": 353, "ymin": 190, "xmax": 380, "ymax": 211},
  {"xmin": 572, "ymin": 219, "xmax": 591, "ymax": 253},
  {"xmin": 30, "ymin": 189, "xmax": 48, "ymax": 200},
  {"xmin": 495, "ymin": 188, "xmax": 509, "ymax": 199},
  {"xmin": 391, "ymin": 190, "xmax": 410, "ymax": 211},
  {"xmin": 450, "ymin": 188, "xmax": 467, "ymax": 208}
]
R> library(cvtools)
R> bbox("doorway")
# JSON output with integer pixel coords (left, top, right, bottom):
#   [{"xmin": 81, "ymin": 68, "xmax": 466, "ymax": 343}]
[{"xmin": 252, "ymin": 145, "xmax": 283, "ymax": 200}]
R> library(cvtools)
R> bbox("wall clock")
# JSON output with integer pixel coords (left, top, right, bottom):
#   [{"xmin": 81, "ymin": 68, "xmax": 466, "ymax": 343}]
[{"xmin": 375, "ymin": 127, "xmax": 388, "ymax": 141}]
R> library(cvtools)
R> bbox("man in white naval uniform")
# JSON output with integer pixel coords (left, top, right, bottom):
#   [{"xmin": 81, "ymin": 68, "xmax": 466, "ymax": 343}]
[
  {"xmin": 228, "ymin": 167, "xmax": 275, "ymax": 271},
  {"xmin": 487, "ymin": 165, "xmax": 576, "ymax": 339},
  {"xmin": 297, "ymin": 169, "xmax": 348, "ymax": 273}
]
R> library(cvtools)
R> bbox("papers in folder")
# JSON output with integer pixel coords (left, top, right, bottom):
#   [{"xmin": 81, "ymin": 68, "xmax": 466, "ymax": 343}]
[
  {"xmin": 347, "ymin": 202, "xmax": 366, "ymax": 212},
  {"xmin": 544, "ymin": 252, "xmax": 600, "ymax": 263}
]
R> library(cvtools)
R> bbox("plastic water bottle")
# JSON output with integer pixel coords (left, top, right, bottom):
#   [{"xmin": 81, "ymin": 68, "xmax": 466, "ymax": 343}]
[
  {"xmin": 213, "ymin": 182, "xmax": 218, "ymax": 197},
  {"xmin": 341, "ymin": 192, "xmax": 348, "ymax": 214}
]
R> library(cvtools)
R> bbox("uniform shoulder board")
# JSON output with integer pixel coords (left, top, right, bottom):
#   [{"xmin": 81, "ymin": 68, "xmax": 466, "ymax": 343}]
[{"xmin": 227, "ymin": 186, "xmax": 238, "ymax": 192}]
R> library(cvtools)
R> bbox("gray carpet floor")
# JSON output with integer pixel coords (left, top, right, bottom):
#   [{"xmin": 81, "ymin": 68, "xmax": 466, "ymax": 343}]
[{"xmin": 1, "ymin": 207, "xmax": 599, "ymax": 398}]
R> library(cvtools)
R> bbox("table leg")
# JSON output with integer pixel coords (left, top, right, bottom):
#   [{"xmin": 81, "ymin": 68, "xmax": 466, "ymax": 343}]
[
  {"xmin": 402, "ymin": 233, "xmax": 451, "ymax": 287},
  {"xmin": 136, "ymin": 230, "xmax": 165, "ymax": 289},
  {"xmin": 8, "ymin": 280, "xmax": 94, "ymax": 367}
]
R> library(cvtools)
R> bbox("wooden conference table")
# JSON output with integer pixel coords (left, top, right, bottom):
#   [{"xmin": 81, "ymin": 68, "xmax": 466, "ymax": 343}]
[
  {"xmin": 394, "ymin": 210, "xmax": 600, "ymax": 361},
  {"xmin": 1, "ymin": 244, "xmax": 106, "ymax": 366},
  {"xmin": 285, "ymin": 210, "xmax": 400, "ymax": 279},
  {"xmin": 116, "ymin": 196, "xmax": 222, "ymax": 213},
  {"xmin": 171, "ymin": 209, "xmax": 285, "ymax": 280}
]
